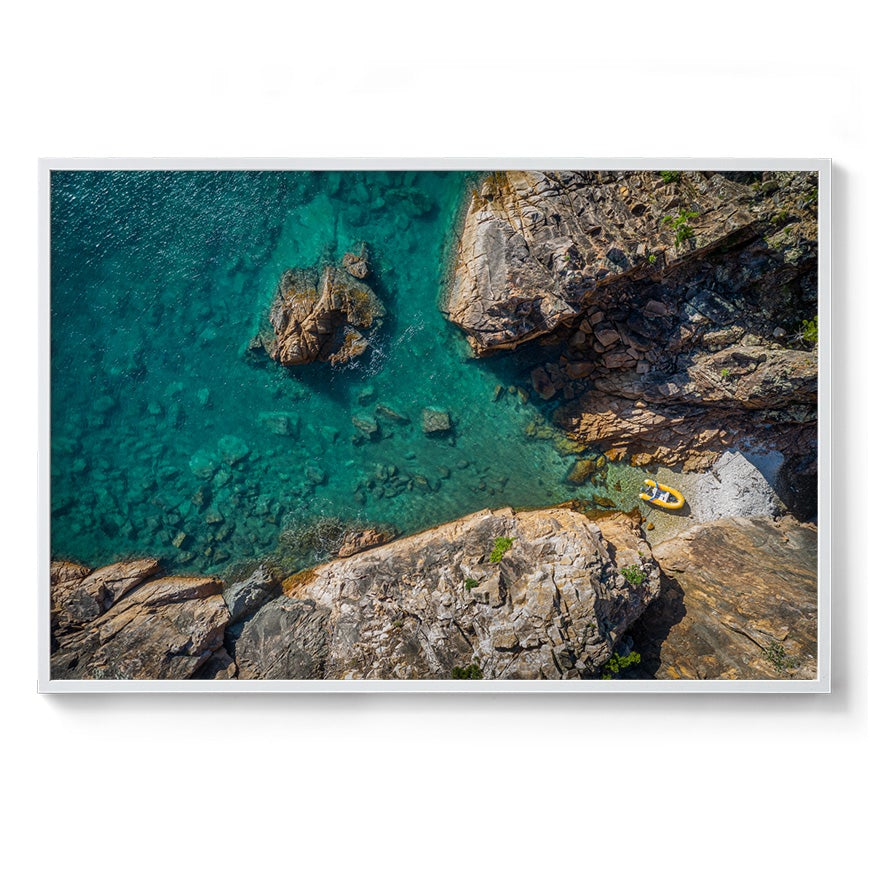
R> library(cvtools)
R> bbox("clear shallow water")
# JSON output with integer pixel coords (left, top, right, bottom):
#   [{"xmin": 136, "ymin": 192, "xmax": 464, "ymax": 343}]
[{"xmin": 51, "ymin": 170, "xmax": 649, "ymax": 576}]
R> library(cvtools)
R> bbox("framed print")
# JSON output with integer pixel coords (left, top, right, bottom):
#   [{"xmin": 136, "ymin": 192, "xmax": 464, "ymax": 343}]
[{"xmin": 38, "ymin": 159, "xmax": 830, "ymax": 692}]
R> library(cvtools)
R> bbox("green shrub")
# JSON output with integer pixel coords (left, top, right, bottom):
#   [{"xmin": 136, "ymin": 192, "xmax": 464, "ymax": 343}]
[
  {"xmin": 489, "ymin": 536, "xmax": 515, "ymax": 563},
  {"xmin": 661, "ymin": 209, "xmax": 700, "ymax": 246},
  {"xmin": 648, "ymin": 253, "xmax": 657, "ymax": 263},
  {"xmin": 762, "ymin": 641, "xmax": 798, "ymax": 672},
  {"xmin": 660, "ymin": 170, "xmax": 681, "ymax": 183},
  {"xmin": 451, "ymin": 663, "xmax": 483, "ymax": 680},
  {"xmin": 620, "ymin": 565, "xmax": 645, "ymax": 586},
  {"xmin": 464, "ymin": 576, "xmax": 479, "ymax": 591},
  {"xmin": 601, "ymin": 650, "xmax": 641, "ymax": 679},
  {"xmin": 675, "ymin": 225, "xmax": 694, "ymax": 245},
  {"xmin": 721, "ymin": 368, "xmax": 731, "ymax": 380},
  {"xmin": 801, "ymin": 314, "xmax": 819, "ymax": 345}
]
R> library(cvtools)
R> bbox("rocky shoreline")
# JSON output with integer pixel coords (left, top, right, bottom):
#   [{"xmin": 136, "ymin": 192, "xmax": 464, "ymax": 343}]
[
  {"xmin": 445, "ymin": 169, "xmax": 818, "ymax": 518},
  {"xmin": 50, "ymin": 498, "xmax": 817, "ymax": 681},
  {"xmin": 50, "ymin": 441, "xmax": 818, "ymax": 682},
  {"xmin": 49, "ymin": 170, "xmax": 819, "ymax": 681}
]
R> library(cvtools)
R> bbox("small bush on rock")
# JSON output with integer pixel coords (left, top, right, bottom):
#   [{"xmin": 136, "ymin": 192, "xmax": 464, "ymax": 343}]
[
  {"xmin": 601, "ymin": 650, "xmax": 641, "ymax": 679},
  {"xmin": 489, "ymin": 537, "xmax": 515, "ymax": 563},
  {"xmin": 451, "ymin": 662, "xmax": 483, "ymax": 680},
  {"xmin": 620, "ymin": 565, "xmax": 645, "ymax": 586}
]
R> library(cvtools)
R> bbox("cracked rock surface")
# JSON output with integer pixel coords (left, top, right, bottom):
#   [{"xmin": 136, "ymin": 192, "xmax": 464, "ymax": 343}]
[
  {"xmin": 235, "ymin": 506, "xmax": 660, "ymax": 680},
  {"xmin": 632, "ymin": 515, "xmax": 817, "ymax": 680}
]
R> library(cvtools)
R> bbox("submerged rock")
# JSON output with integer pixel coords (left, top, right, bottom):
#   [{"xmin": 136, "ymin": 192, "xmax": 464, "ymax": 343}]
[
  {"xmin": 352, "ymin": 415, "xmax": 380, "ymax": 438},
  {"xmin": 566, "ymin": 458, "xmax": 598, "ymax": 485},
  {"xmin": 258, "ymin": 412, "xmax": 299, "ymax": 438},
  {"xmin": 189, "ymin": 449, "xmax": 218, "ymax": 479},
  {"xmin": 263, "ymin": 262, "xmax": 385, "ymax": 367},
  {"xmin": 235, "ymin": 507, "xmax": 660, "ymax": 680},
  {"xmin": 422, "ymin": 407, "xmax": 452, "ymax": 434},
  {"xmin": 217, "ymin": 435, "xmax": 250, "ymax": 465},
  {"xmin": 375, "ymin": 403, "xmax": 410, "ymax": 424}
]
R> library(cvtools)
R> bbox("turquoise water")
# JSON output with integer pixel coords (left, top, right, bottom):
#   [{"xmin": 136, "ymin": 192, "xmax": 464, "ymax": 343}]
[{"xmin": 50, "ymin": 171, "xmax": 641, "ymax": 576}]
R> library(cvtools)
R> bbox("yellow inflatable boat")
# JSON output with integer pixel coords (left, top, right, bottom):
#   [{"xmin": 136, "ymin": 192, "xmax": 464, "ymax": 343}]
[{"xmin": 639, "ymin": 479, "xmax": 685, "ymax": 510}]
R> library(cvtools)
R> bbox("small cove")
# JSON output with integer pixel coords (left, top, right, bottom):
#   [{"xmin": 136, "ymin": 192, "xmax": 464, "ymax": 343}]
[{"xmin": 50, "ymin": 170, "xmax": 655, "ymax": 575}]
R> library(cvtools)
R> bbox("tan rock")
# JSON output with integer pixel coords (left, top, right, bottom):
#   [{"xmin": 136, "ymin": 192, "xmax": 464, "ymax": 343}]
[
  {"xmin": 565, "ymin": 361, "xmax": 596, "ymax": 379},
  {"xmin": 235, "ymin": 507, "xmax": 660, "ymax": 680},
  {"xmin": 593, "ymin": 326, "xmax": 621, "ymax": 347},
  {"xmin": 338, "ymin": 528, "xmax": 395, "ymax": 558},
  {"xmin": 266, "ymin": 264, "xmax": 385, "ymax": 366},
  {"xmin": 633, "ymin": 516, "xmax": 817, "ymax": 680},
  {"xmin": 51, "ymin": 557, "xmax": 161, "ymax": 633},
  {"xmin": 52, "ymin": 574, "xmax": 230, "ymax": 680},
  {"xmin": 342, "ymin": 248, "xmax": 369, "ymax": 279},
  {"xmin": 531, "ymin": 367, "xmax": 556, "ymax": 399}
]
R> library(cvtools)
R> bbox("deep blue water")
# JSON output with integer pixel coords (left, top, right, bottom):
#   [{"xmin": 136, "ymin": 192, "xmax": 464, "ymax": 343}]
[{"xmin": 50, "ymin": 170, "xmax": 645, "ymax": 576}]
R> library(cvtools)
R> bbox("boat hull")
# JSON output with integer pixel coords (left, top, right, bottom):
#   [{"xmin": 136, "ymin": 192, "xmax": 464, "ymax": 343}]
[{"xmin": 639, "ymin": 478, "xmax": 685, "ymax": 510}]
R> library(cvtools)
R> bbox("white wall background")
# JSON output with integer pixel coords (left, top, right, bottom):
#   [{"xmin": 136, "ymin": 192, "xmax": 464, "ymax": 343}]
[{"xmin": 3, "ymin": 2, "xmax": 865, "ymax": 867}]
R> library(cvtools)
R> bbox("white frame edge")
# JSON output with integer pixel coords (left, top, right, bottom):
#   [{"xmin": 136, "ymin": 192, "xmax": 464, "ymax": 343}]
[{"xmin": 37, "ymin": 157, "xmax": 832, "ymax": 694}]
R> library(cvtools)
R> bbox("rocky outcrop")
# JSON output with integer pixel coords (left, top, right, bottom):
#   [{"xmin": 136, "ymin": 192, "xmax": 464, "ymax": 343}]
[
  {"xmin": 51, "ymin": 557, "xmax": 161, "ymax": 634},
  {"xmin": 255, "ymin": 252, "xmax": 385, "ymax": 367},
  {"xmin": 445, "ymin": 170, "xmax": 813, "ymax": 356},
  {"xmin": 222, "ymin": 564, "xmax": 282, "ymax": 624},
  {"xmin": 631, "ymin": 516, "xmax": 817, "ymax": 679},
  {"xmin": 553, "ymin": 343, "xmax": 817, "ymax": 471},
  {"xmin": 235, "ymin": 507, "xmax": 660, "ymax": 680},
  {"xmin": 48, "ymin": 511, "xmax": 817, "ymax": 682},
  {"xmin": 446, "ymin": 170, "xmax": 818, "ymax": 485},
  {"xmin": 51, "ymin": 561, "xmax": 231, "ymax": 680},
  {"xmin": 450, "ymin": 170, "xmax": 818, "ymax": 355},
  {"xmin": 337, "ymin": 527, "xmax": 395, "ymax": 558}
]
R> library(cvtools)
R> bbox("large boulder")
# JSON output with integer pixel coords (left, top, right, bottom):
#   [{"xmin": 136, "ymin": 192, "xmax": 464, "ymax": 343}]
[
  {"xmin": 631, "ymin": 516, "xmax": 817, "ymax": 680},
  {"xmin": 447, "ymin": 170, "xmax": 818, "ymax": 475},
  {"xmin": 235, "ymin": 507, "xmax": 661, "ymax": 680},
  {"xmin": 51, "ymin": 567, "xmax": 230, "ymax": 680},
  {"xmin": 222, "ymin": 564, "xmax": 282, "ymax": 625},
  {"xmin": 262, "ymin": 261, "xmax": 385, "ymax": 367},
  {"xmin": 51, "ymin": 558, "xmax": 161, "ymax": 634},
  {"xmin": 444, "ymin": 170, "xmax": 761, "ymax": 356}
]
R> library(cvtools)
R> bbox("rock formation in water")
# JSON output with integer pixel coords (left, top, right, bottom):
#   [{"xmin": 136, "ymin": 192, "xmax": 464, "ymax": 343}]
[
  {"xmin": 446, "ymin": 170, "xmax": 818, "ymax": 512},
  {"xmin": 631, "ymin": 515, "xmax": 817, "ymax": 680},
  {"xmin": 235, "ymin": 507, "xmax": 659, "ymax": 680},
  {"xmin": 254, "ymin": 248, "xmax": 385, "ymax": 367}
]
